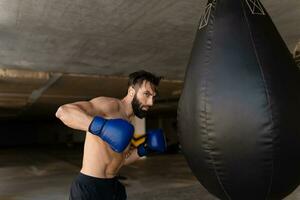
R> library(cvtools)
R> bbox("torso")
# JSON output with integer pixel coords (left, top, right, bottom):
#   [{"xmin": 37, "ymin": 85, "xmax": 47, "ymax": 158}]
[{"xmin": 80, "ymin": 97, "xmax": 133, "ymax": 178}]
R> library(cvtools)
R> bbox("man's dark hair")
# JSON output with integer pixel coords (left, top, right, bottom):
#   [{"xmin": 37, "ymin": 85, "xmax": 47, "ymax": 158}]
[{"xmin": 128, "ymin": 70, "xmax": 162, "ymax": 87}]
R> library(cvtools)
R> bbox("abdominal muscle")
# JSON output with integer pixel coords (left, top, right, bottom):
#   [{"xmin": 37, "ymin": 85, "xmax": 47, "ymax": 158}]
[{"xmin": 80, "ymin": 132, "xmax": 128, "ymax": 178}]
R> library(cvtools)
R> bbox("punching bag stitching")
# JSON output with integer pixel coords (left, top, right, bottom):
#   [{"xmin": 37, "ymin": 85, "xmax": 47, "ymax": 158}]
[
  {"xmin": 200, "ymin": 1, "xmax": 232, "ymax": 199},
  {"xmin": 241, "ymin": 1, "xmax": 275, "ymax": 199}
]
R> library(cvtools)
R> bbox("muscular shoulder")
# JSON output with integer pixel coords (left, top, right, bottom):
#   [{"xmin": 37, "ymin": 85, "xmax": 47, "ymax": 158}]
[{"xmin": 90, "ymin": 97, "xmax": 121, "ymax": 117}]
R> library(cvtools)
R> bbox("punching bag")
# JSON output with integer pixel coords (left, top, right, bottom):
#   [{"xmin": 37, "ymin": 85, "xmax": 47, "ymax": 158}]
[{"xmin": 177, "ymin": 0, "xmax": 300, "ymax": 199}]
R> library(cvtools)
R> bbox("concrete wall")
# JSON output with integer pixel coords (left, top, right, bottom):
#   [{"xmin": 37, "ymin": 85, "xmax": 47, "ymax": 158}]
[
  {"xmin": 0, "ymin": 115, "xmax": 179, "ymax": 148},
  {"xmin": 0, "ymin": 119, "xmax": 85, "ymax": 147}
]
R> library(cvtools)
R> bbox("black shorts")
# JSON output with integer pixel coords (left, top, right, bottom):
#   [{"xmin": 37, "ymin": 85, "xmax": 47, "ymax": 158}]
[{"xmin": 69, "ymin": 172, "xmax": 127, "ymax": 200}]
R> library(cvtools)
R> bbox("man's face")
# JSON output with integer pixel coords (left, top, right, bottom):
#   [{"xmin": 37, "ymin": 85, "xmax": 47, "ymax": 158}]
[{"xmin": 131, "ymin": 80, "xmax": 157, "ymax": 119}]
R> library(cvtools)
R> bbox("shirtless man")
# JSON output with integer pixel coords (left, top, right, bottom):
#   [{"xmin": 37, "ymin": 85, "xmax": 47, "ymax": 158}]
[{"xmin": 55, "ymin": 70, "xmax": 166, "ymax": 200}]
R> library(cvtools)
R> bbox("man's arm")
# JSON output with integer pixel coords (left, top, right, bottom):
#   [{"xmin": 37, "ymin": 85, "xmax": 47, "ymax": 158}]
[
  {"xmin": 55, "ymin": 97, "xmax": 119, "ymax": 131},
  {"xmin": 123, "ymin": 148, "xmax": 142, "ymax": 166}
]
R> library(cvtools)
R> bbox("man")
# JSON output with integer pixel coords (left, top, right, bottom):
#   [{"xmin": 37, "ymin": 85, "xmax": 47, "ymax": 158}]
[{"xmin": 55, "ymin": 70, "xmax": 166, "ymax": 200}]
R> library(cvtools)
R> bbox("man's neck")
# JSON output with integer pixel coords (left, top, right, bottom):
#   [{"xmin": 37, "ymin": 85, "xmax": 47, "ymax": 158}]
[{"xmin": 121, "ymin": 96, "xmax": 134, "ymax": 119}]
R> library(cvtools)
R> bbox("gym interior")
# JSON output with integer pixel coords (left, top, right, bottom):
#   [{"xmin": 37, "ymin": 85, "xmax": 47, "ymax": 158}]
[{"xmin": 0, "ymin": 0, "xmax": 300, "ymax": 199}]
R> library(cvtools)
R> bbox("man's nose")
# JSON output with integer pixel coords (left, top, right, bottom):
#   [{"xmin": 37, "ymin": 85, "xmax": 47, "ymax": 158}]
[{"xmin": 147, "ymin": 98, "xmax": 154, "ymax": 106}]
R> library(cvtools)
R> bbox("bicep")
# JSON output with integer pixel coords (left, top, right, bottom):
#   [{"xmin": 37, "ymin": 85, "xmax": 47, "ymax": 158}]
[
  {"xmin": 61, "ymin": 97, "xmax": 119, "ymax": 120},
  {"xmin": 69, "ymin": 101, "xmax": 99, "ymax": 116},
  {"xmin": 89, "ymin": 97, "xmax": 119, "ymax": 117}
]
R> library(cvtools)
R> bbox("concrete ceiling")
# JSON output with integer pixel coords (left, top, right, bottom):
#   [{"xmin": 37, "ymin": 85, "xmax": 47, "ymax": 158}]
[
  {"xmin": 0, "ymin": 0, "xmax": 299, "ymax": 79},
  {"xmin": 0, "ymin": 0, "xmax": 299, "ymax": 119}
]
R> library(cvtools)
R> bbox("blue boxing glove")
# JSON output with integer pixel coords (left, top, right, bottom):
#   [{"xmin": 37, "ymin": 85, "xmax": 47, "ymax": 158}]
[
  {"xmin": 137, "ymin": 129, "xmax": 167, "ymax": 157},
  {"xmin": 88, "ymin": 116, "xmax": 134, "ymax": 153}
]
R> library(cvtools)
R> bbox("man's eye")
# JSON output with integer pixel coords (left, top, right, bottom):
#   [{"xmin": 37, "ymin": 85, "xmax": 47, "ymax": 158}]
[{"xmin": 144, "ymin": 93, "xmax": 150, "ymax": 97}]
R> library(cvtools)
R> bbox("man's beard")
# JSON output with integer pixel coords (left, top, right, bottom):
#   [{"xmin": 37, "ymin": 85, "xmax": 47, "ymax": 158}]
[{"xmin": 131, "ymin": 94, "xmax": 148, "ymax": 119}]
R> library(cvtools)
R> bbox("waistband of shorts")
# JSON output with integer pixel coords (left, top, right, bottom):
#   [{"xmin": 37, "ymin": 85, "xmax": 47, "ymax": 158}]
[{"xmin": 77, "ymin": 172, "xmax": 118, "ymax": 185}]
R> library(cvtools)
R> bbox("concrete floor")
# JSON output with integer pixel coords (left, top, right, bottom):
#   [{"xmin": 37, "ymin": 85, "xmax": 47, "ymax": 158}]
[{"xmin": 0, "ymin": 146, "xmax": 300, "ymax": 200}]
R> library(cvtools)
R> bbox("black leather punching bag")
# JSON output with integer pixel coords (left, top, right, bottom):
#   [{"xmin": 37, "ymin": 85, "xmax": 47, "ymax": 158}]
[{"xmin": 177, "ymin": 0, "xmax": 300, "ymax": 199}]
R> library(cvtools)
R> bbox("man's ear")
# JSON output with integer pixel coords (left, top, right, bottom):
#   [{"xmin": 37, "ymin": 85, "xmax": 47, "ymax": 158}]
[{"xmin": 128, "ymin": 86, "xmax": 136, "ymax": 97}]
